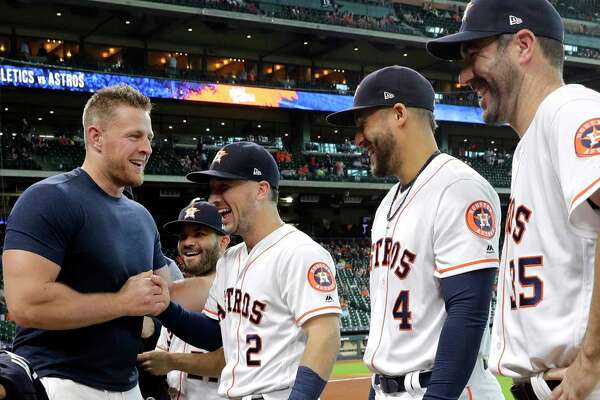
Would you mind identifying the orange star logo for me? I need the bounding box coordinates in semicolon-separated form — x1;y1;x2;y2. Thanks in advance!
213;150;228;164
184;206;199;219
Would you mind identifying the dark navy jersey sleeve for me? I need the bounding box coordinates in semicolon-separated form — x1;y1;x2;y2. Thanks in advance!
4;183;81;266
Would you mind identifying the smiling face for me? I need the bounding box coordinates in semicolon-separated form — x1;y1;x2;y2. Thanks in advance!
177;224;221;277
99;105;154;187
354;107;399;177
459;36;523;126
208;178;261;236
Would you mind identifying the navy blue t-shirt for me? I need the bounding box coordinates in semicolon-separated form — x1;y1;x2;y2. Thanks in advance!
3;168;167;391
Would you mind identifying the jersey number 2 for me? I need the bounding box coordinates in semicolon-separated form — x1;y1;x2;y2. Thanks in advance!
509;256;544;309
392;290;412;330
246;334;262;367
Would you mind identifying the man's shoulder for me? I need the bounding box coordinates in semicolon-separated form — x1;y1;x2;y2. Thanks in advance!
542;84;600;117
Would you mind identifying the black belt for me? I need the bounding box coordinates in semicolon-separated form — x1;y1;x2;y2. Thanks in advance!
377;371;432;394
510;381;560;400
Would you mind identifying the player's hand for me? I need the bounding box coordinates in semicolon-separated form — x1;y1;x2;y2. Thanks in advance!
546;354;600;400
117;271;165;317
0;383;6;400
149;273;170;316
137;350;173;376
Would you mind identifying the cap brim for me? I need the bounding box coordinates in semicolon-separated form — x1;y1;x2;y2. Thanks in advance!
163;220;226;236
326;105;382;127
186;169;247;184
426;31;499;60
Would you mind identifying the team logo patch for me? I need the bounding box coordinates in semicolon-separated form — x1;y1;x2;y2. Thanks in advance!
212;149;228;164
465;201;496;239
307;262;336;292
574;118;600;157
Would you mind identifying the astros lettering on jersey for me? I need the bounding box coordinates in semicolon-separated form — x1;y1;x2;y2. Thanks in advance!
490;85;600;379
203;224;341;399
365;152;501;377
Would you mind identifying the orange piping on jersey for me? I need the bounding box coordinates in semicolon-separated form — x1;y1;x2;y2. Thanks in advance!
226;229;298;397
370;158;458;371
466;385;473;400
176;342;189;400
295;306;342;324
496;232;511;377
203;308;219;318
156;344;168;351
437;258;499;274
570;176;600;209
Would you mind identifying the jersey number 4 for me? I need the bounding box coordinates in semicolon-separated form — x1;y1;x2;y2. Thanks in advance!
509;256;544;309
392;290;412;330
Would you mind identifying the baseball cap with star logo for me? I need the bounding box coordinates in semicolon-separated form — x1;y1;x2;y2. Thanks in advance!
187;141;280;189
163;200;227;235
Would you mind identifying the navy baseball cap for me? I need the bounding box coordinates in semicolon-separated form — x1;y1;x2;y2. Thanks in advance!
163;201;226;235
326;66;435;127
187;141;280;189
427;0;564;60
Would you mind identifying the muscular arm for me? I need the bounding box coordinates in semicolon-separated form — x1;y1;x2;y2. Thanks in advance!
3;250;167;330
138;347;225;378
299;314;341;380
154;266;212;313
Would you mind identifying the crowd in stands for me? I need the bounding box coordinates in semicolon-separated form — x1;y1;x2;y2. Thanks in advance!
4;0;600;103
1;130;515;187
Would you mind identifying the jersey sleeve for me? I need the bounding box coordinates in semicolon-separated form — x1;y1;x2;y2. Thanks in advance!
202;258;225;321
551;99;600;236
433;179;501;278
155;326;171;352
3;183;80;266
280;243;341;326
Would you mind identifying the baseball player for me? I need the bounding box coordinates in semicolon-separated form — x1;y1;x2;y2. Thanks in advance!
157;141;342;400
138;200;230;400
428;1;600;399
327;66;503;400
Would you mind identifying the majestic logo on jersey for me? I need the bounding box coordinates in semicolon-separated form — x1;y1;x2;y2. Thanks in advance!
574;118;600;157
465;201;496;239
307;262;336;292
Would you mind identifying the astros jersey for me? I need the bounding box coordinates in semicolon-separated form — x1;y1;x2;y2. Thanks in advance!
364;152;501;375
203;224;341;399
490;84;600;378
155;327;221;400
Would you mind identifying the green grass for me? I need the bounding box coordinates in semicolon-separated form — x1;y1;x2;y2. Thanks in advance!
332;360;515;399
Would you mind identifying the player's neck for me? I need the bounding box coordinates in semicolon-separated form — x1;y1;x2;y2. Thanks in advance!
242;208;284;252
395;140;439;187
511;72;564;137
81;158;124;197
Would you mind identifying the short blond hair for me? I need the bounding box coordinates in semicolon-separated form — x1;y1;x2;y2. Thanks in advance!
82;84;152;130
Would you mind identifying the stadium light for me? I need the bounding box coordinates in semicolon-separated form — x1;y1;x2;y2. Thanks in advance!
56;12;62;16
187;27;193;32
49;110;54;114
183;119;187;123
303;41;308;45
125;20;131;25
205;128;210;132
246;34;252;39
353;47;359;51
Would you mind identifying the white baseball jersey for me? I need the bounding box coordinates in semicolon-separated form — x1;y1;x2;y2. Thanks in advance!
490;84;600;378
203;224;341;399
155;327;221;400
365;152;501;376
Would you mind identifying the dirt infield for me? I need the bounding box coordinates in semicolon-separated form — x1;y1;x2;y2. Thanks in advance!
323;376;371;400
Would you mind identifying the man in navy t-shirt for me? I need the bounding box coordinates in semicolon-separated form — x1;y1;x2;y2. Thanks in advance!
2;84;172;399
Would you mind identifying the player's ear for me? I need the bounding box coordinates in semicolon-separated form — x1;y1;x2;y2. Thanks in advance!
256;181;270;202
391;103;408;128
219;235;231;252
86;125;103;152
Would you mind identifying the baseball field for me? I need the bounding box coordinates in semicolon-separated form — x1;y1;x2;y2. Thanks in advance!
323;360;515;400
